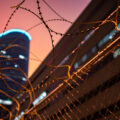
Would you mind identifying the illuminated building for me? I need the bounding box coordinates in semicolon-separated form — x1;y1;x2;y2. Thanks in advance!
10;0;120;119
0;29;31;104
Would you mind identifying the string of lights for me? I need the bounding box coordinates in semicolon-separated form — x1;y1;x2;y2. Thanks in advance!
1;0;120;119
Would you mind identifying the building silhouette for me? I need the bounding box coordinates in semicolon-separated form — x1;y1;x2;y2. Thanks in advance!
0;29;31;104
9;0;120;119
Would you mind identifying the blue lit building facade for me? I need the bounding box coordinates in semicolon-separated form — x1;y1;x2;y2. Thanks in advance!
0;29;31;102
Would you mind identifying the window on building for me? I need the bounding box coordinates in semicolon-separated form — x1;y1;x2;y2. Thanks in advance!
113;48;120;58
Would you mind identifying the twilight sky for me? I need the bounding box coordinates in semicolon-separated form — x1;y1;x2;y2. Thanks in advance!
0;0;91;77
